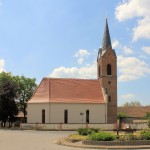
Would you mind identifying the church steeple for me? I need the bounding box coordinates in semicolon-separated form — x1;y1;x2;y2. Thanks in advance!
97;19;117;124
102;19;112;50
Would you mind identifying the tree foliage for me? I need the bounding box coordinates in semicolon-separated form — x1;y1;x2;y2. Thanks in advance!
117;112;129;119
145;112;150;119
0;72;18;127
0;72;37;126
15;75;37;122
122;101;142;107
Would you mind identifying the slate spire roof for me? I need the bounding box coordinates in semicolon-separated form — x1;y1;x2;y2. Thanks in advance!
102;18;112;50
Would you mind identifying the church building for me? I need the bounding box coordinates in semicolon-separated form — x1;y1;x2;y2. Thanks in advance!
27;19;117;124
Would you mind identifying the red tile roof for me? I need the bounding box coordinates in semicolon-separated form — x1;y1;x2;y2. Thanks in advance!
118;106;150;118
28;78;105;104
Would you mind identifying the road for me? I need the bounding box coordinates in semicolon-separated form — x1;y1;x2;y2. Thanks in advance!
0;129;90;150
0;129;146;150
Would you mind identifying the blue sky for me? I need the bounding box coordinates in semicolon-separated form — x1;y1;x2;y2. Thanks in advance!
0;0;150;106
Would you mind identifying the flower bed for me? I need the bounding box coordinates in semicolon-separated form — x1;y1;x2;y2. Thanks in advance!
67;128;150;146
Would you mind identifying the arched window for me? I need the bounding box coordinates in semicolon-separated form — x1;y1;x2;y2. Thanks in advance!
108;96;111;102
64;110;68;124
107;64;112;75
86;110;89;123
99;65;101;77
42;109;45;123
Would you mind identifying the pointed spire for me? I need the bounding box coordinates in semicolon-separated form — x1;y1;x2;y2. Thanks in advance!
102;18;112;50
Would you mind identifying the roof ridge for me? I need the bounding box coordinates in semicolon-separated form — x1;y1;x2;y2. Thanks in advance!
44;77;98;81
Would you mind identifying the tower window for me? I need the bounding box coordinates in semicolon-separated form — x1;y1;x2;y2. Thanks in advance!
99;65;101;77
42;109;45;123
108;96;111;102
108;81;111;84
107;64;112;75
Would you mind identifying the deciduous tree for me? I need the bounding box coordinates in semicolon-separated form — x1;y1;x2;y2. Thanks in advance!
15;75;37;122
122;101;142;107
0;72;18;127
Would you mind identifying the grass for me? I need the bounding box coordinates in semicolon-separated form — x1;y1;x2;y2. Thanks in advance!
68;134;88;140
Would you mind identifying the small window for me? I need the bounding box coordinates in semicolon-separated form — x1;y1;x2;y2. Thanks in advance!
108;81;111;84
86;110;89;123
107;64;112;75
108;96;111;102
99;65;101;77
42;109;45;123
64;110;68;124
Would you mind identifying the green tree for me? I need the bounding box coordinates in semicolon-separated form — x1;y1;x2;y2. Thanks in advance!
0;72;18;127
147;120;150;129
145;112;150;119
117;112;129;119
15;75;37;122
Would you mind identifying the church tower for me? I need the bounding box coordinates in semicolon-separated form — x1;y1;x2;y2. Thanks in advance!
97;19;117;123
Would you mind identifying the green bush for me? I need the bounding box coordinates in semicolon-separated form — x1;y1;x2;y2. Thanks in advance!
119;134;137;141
88;131;116;141
140;129;150;140
77;128;99;136
147;120;150;128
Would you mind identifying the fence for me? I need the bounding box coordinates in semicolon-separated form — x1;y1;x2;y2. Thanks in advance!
20;122;149;130
21;123;114;130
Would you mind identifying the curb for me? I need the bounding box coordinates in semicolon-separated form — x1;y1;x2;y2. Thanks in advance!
61;140;150;149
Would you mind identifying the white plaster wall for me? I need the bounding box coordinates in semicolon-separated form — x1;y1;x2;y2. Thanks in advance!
27;103;50;123
28;103;106;123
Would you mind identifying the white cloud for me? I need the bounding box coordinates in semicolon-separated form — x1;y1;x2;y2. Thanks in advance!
123;46;133;55
112;40;134;55
115;0;150;41
112;40;119;49
115;0;150;21
49;47;150;82
118;93;136;105
50;54;150;82
49;62;97;79
75;49;90;64
119;93;136;101
142;46;150;55
0;59;5;72
118;55;150;81
133;17;150;41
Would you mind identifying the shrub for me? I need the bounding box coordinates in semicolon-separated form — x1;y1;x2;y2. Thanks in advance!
140;129;150;140
77;128;99;136
147;120;150;128
88;131;116;141
119;134;137;141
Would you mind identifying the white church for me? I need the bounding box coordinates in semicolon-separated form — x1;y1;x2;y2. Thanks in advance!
27;19;117;124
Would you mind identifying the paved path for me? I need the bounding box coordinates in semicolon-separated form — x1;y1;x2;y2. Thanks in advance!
0;130;78;150
0;129;146;150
